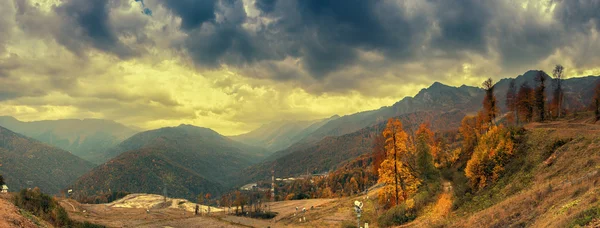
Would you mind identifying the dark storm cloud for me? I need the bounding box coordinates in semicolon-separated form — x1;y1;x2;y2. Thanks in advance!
554;0;600;32
257;0;430;77
170;0;279;68
159;0;218;31
429;0;491;53
55;0;136;58
164;0;427;78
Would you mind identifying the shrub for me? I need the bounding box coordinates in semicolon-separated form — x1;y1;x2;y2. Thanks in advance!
340;220;358;228
377;203;416;227
569;206;600;227
13;188;105;228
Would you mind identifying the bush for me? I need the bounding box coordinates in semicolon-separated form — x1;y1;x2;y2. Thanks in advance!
377;203;416;227
234;211;278;219
340;220;358;228
13;188;105;228
569;206;600;227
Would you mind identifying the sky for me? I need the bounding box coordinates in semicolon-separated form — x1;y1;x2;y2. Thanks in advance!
0;0;599;135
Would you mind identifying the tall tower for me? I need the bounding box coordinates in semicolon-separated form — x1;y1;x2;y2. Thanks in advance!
271;164;275;202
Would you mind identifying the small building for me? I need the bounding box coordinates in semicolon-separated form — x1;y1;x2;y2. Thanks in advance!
1;185;8;193
240;183;258;191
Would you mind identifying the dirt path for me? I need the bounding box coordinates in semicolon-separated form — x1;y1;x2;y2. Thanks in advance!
400;181;454;228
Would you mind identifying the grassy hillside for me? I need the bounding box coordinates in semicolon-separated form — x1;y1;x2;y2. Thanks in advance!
70;124;270;201
446;118;600;227
0;116;137;164
369;114;600;227
0;126;95;194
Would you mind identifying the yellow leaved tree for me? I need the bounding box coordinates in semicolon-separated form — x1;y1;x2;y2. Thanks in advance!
465;125;515;190
378;118;421;208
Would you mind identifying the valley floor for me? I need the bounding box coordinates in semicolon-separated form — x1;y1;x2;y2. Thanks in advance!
58;193;364;227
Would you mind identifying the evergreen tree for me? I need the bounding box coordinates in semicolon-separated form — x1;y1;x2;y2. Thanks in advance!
517;82;534;123
534;71;547;121
482;78;499;126
415;123;438;181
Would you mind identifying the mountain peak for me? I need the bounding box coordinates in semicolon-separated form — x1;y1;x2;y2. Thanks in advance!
429;81;450;89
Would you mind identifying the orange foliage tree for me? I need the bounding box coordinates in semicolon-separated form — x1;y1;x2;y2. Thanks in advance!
378;118;420;207
459;115;484;156
465;125;515;190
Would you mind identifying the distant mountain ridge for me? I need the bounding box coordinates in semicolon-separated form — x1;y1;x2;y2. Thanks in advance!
241;71;600;185
0;117;137;164
229;115;339;152
267;82;484;160
70;124;271;200
239;109;468;185
0;126;95;194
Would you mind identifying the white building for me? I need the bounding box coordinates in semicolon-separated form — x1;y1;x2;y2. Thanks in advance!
1;185;8;193
240;183;257;191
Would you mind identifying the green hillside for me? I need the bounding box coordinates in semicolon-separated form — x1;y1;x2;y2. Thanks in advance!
0;126;95;194
69;124;270;201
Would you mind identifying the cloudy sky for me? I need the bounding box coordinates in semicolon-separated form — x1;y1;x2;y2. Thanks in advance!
0;0;599;135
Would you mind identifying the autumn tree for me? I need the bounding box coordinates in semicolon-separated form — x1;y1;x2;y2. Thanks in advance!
482;78;499;126
348;177;360;195
552;65;565;118
234;191;248;214
415;123;438;181
594;81;600;121
205;193;212;213
378;118;420;207
321;186;334;198
506;79;517;124
459;115;480;155
220;193;231;213
465;125;515;190
432;138;457;168
534;71;547;121
372;132;386;177
516;82;534;123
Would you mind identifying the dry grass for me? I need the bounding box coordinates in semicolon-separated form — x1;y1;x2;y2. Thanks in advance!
450;117;600;227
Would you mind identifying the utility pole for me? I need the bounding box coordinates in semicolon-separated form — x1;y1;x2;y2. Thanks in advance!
271;163;275;202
